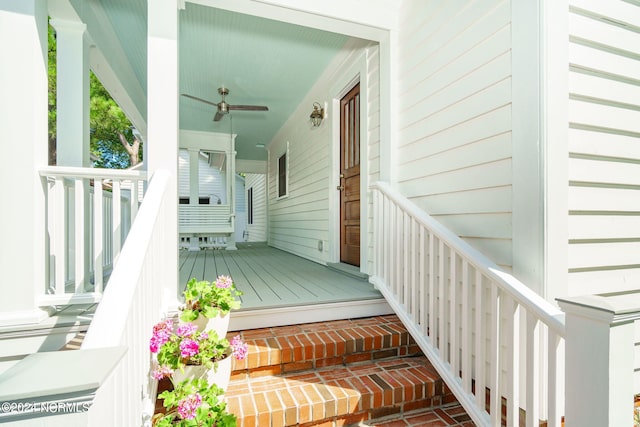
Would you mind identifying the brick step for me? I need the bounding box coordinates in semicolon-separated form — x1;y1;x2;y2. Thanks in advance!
231;315;420;377
225;355;455;427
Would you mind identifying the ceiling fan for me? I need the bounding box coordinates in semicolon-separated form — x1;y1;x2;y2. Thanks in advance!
181;86;268;121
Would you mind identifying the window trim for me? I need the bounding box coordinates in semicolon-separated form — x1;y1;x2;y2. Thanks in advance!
276;142;289;199
247;187;254;225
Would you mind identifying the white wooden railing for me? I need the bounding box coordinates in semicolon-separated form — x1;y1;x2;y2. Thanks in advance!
81;169;172;426
178;204;234;234
371;182;565;427
39;166;147;305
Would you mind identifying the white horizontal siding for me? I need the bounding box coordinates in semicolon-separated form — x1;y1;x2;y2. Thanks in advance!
567;0;640;297
395;0;513;269
245;173;267;242
267;40;378;266
178;149;227;202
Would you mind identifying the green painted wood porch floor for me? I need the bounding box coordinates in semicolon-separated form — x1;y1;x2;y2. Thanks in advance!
179;243;383;311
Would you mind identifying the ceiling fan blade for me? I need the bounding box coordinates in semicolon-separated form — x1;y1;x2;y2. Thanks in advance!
213;111;225;122
228;105;269;111
181;93;219;107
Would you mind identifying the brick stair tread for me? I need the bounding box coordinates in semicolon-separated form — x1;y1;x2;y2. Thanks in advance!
231;315;419;376
225;356;452;427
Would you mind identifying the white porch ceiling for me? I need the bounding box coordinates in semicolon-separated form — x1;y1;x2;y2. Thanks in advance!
72;0;351;161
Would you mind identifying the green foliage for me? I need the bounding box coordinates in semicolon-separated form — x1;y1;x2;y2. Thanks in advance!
153;379;237;427
156;329;231;372
180;277;242;322
89;73;137;168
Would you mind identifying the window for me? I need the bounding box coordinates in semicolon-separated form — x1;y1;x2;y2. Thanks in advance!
179;197;210;204
277;152;287;198
247;187;254;225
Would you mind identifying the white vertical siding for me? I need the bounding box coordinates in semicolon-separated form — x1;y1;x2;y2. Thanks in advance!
567;0;640;295
395;0;513;269
246;173;267;242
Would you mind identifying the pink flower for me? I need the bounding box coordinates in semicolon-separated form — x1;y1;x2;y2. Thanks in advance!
177;393;202;420
150;319;173;353
179;338;200;358
176;323;197;337
230;335;248;361
152;365;174;380
215;275;233;289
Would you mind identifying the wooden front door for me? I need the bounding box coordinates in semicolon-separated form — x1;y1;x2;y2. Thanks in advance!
339;83;360;267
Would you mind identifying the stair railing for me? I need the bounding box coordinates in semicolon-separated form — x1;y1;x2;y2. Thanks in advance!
81;169;172;426
371;182;565;427
39;166;147;305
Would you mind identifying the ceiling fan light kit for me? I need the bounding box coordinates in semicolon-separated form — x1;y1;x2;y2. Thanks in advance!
181;86;268;122
310;102;324;127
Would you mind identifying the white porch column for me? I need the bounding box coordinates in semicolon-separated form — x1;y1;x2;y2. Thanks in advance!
558;294;640;427
148;0;180;301
49;19;90;167
225;149;237;250
188;148;199;204
0;0;50;325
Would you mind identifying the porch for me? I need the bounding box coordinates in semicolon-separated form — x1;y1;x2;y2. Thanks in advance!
179;243;392;331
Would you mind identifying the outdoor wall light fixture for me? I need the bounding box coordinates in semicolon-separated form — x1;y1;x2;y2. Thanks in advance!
310;102;325;127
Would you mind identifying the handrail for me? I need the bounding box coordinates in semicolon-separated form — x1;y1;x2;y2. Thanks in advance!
371;181;565;427
81;169;171;426
39;165;147;180
372;181;565;335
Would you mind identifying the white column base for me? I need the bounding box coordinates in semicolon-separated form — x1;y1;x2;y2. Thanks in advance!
188;236;201;251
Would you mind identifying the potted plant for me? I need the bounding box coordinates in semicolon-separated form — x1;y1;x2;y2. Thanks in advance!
180;276;242;335
150;319;248;391
152;378;236;427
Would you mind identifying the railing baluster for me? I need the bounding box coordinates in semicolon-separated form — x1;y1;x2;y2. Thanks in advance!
54;177;66;295
419;224;427;334
396;206;403;299
474;270;486;411
490;285;501;426
450;249;458;374
403;212;410;309
112;179;122;262
547;331;564;427
131;179;139;221
411;218;418;326
506;297;520;427
461;260;471;393
428;232;435;342
94;179;104;293
74;177;86;293
526;312;540;427
438;240;446;360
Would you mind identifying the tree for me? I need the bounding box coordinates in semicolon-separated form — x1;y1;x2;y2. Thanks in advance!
48;22;142;169
90;73;141;169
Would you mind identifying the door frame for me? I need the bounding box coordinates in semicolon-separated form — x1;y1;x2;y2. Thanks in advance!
328;48;370;273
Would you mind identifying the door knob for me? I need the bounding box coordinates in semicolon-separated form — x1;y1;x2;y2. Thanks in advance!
339;174;344;179
337;185;344;191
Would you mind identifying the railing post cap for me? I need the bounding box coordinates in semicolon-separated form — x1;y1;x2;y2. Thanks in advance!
557;292;640;325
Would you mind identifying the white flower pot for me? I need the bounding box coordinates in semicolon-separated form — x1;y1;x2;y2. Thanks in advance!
208;355;232;392
189;312;230;338
171;364;208;385
170;355;232;393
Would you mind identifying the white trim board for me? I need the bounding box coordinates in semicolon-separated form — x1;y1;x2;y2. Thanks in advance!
228;298;392;331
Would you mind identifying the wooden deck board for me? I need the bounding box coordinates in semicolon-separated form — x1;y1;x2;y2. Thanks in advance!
178;243;382;311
